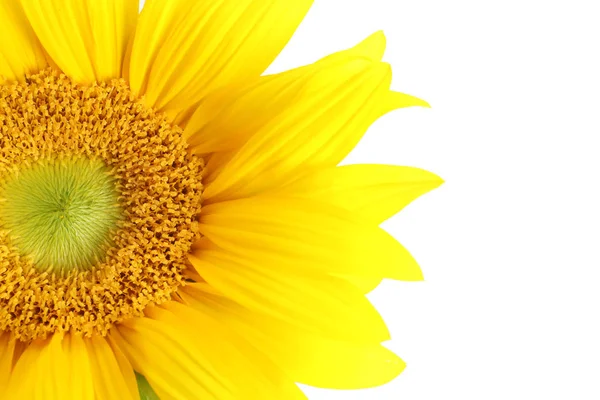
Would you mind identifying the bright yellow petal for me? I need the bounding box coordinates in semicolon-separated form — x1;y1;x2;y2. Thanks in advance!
349;30;387;61
184;72;308;155
184;31;388;155
6;333;94;400
0;1;47;82
63;334;95;400
277;340;405;390
189;251;390;342
181;284;405;389
85;336;140;400
128;0;313;121
199;196;423;282
264;164;441;292
0;332;16;394
4;338;45;399
273;164;444;224
342;276;384;294
20;0;139;83
106;335;141;400
113;302;306;400
202;60;428;203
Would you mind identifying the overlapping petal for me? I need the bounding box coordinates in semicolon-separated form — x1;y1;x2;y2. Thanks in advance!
200;56;428;203
113;302;306;400
0;333;16;394
128;0;313;122
183;31;389;155
180;284;405;389
273;164;443;224
6;333;94;400
20;0;139;83
0;1;47;82
198;195;423;282
85;336;140;400
189;250;390;342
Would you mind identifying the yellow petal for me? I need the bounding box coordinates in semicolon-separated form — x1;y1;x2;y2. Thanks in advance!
189;251;390;342
0;1;47;82
268;164;441;292
107;336;142;400
184;31;388;154
6;333;94;400
349;30;387;61
280;340;405;390
129;0;313;121
181;284;405;389
381;90;431;115
85;336;140;400
274;164;444;224
343;276;384;294
202;60;429;203
202;59;387;201
63;334;95;400
4;338;45;399
113;302;306;400
184;72;309;155
0;332;16;394
20;0;139;83
199;196;423;281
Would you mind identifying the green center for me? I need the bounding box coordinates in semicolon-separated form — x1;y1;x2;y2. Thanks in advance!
0;157;122;273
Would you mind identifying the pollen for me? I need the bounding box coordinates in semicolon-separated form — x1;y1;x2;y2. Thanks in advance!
0;69;204;341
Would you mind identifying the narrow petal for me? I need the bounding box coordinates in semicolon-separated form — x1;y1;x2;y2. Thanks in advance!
129;0;313;120
350;30;387;61
202;62;429;203
184;31;388;154
202;60;387;201
181;284;405;389
189;251;390;342
199;196;423;282
6;333;94;400
0;1;47;82
0;332;16;394
21;0;139;83
273;165;444;224
113;302;306;400
107;336;142;400
266;164;441;292
85;336;140;400
342;276;384;294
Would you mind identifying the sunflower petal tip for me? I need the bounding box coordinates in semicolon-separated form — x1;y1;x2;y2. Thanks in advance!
402;92;432;109
380;92;432;116
371;30;387;44
429;172;445;187
425;174;445;194
396;262;425;282
353;30;387;61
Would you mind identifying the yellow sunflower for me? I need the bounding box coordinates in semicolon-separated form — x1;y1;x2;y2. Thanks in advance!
0;1;442;399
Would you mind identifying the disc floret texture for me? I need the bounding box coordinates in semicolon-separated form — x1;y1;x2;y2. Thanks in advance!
0;70;204;341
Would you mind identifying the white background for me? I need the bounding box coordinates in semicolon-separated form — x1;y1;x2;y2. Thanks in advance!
265;1;600;399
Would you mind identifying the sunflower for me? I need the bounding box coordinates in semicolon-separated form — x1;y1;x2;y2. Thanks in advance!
0;1;441;399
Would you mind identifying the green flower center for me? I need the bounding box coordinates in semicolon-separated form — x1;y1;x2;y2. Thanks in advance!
0;157;122;273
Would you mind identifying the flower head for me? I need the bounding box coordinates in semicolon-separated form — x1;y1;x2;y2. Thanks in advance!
0;1;441;399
